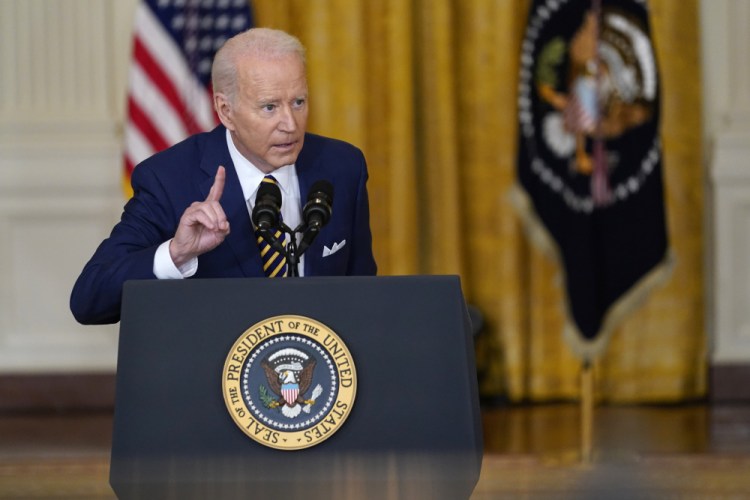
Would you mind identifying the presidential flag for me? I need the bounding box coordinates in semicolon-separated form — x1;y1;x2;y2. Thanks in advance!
513;0;672;360
123;0;253;197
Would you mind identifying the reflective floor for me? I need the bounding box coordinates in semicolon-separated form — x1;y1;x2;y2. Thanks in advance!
478;403;750;498
482;402;750;456
1;403;749;498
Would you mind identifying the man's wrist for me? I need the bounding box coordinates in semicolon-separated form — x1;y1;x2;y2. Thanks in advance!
154;240;197;279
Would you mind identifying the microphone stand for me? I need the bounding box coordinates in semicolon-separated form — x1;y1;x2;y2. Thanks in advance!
261;210;328;277
259;223;318;278
284;222;300;278
276;222;322;278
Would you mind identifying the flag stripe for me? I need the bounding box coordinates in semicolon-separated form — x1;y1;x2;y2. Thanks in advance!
127;97;171;153
124;122;155;174
134;5;217;133
128;64;190;146
133;37;199;135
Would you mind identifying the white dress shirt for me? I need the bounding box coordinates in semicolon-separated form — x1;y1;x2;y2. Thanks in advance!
153;129;304;278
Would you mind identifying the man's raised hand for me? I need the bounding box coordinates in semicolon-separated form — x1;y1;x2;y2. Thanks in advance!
169;166;231;267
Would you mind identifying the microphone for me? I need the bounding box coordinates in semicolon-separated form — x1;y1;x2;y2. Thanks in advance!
298;180;334;255
252;180;282;230
252;180;286;255
303;180;334;230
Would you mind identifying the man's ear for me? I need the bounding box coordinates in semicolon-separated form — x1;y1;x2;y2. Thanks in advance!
214;92;234;131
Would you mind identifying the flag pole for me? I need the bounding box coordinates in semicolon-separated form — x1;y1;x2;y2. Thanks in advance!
580;360;594;463
580;0;600;465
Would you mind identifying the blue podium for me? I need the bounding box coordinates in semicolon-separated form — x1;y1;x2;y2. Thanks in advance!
110;275;483;499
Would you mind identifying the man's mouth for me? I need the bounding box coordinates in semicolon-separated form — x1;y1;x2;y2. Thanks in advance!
273;141;296;150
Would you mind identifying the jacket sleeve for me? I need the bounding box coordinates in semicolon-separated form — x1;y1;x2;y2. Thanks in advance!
70;165;178;325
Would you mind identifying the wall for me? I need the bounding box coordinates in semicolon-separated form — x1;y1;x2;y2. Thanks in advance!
0;0;138;374
702;1;750;363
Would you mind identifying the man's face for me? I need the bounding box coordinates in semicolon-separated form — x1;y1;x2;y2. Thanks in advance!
217;53;308;173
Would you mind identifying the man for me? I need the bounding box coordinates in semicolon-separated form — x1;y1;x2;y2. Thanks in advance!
71;28;377;325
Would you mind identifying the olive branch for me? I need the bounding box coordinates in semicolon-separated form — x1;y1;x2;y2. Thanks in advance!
259;385;276;408
536;37;566;87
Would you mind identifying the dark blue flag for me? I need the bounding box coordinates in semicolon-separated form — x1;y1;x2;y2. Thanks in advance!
514;0;673;360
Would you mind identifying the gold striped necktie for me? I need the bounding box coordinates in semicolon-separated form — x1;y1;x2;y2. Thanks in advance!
255;175;288;277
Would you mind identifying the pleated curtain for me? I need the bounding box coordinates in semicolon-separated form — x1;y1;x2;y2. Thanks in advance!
252;0;705;402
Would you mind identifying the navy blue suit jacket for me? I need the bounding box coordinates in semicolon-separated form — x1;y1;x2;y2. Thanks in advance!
71;126;377;325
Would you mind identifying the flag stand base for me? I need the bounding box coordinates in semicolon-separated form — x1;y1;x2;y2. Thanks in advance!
537;362;596;467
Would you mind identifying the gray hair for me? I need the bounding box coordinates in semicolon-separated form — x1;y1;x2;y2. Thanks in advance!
212;28;306;103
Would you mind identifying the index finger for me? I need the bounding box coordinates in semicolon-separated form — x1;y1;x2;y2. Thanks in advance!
206;166;226;202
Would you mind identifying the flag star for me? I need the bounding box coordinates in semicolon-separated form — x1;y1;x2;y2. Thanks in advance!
184;36;198;53
200;36;213;50
198;59;212;75
232;15;247;30
233;0;246;7
172;15;185;30
216;15;229;29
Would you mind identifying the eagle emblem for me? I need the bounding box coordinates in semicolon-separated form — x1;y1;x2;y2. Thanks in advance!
521;0;660;210
260;348;323;418
223;315;357;450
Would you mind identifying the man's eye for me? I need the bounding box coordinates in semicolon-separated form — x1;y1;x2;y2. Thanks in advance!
294;99;306;107
262;104;275;112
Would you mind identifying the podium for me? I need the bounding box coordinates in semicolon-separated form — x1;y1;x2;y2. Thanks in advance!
110;275;483;499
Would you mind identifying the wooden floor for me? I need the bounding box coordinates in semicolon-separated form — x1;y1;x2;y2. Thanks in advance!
1;402;749;498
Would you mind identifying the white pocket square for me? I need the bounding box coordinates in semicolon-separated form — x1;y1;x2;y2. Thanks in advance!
323;240;346;257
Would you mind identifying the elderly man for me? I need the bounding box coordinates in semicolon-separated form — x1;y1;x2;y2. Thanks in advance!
71;28;377;325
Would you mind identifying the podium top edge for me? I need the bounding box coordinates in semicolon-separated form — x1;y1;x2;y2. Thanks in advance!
123;275;463;289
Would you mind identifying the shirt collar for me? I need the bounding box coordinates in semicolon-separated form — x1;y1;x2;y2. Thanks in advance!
225;128;296;202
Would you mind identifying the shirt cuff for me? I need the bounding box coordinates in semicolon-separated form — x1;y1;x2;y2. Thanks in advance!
153;240;197;279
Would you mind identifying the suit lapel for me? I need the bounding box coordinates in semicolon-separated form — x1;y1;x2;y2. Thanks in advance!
199;127;263;277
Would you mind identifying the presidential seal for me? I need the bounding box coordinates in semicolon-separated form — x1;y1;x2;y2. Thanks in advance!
519;0;661;210
222;315;356;450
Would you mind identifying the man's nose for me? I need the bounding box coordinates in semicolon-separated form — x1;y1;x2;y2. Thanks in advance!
278;105;298;132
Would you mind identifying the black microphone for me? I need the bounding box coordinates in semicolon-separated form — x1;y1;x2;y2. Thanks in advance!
252;180;286;255
297;180;334;255
252;180;282;230
303;180;334;230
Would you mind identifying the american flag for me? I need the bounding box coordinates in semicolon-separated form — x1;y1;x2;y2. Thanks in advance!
123;0;253;196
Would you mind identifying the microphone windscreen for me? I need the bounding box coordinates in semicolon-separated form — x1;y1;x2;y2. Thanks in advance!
257;180;282;205
309;180;333;204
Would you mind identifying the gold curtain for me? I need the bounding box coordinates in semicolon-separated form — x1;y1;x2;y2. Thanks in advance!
252;0;705;402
